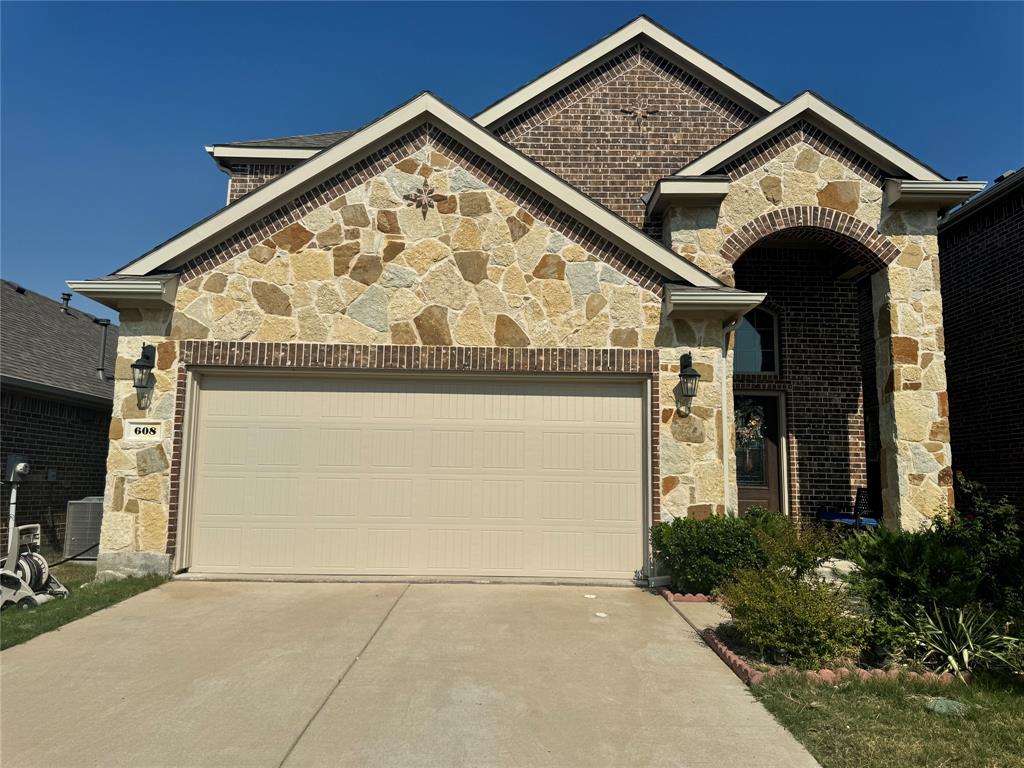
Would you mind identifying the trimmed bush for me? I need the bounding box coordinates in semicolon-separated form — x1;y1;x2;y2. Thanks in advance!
719;568;868;668
651;515;764;594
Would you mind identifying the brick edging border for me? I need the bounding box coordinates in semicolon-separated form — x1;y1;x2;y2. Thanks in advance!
658;587;713;603
659;589;965;687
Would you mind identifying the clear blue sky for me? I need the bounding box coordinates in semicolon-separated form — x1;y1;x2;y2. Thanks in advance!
2;1;1022;320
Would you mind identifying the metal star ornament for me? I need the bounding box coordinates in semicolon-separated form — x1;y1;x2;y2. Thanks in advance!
620;97;660;131
403;181;446;218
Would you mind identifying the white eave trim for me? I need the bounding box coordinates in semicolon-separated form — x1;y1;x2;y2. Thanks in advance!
884;179;986;210
67;275;178;310
476;17;779;128
206;145;319;162
676;92;944;182
665;285;766;320
120;93;721;287
645;177;730;216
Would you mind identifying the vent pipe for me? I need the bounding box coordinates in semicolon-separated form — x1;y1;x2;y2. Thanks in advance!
95;318;111;380
60;292;73;313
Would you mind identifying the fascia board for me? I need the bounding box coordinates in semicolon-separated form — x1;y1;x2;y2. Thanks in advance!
206;145;319;161
476;17;778;128
119;93;721;287
677;93;944;182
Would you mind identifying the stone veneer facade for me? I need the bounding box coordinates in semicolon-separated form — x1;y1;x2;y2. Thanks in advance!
97;33;956;574
665;123;952;529
100;134;730;570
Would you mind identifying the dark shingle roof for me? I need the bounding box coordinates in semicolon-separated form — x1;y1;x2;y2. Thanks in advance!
0;280;118;403
218;130;353;150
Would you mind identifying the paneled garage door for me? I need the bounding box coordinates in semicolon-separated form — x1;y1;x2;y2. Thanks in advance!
187;374;645;578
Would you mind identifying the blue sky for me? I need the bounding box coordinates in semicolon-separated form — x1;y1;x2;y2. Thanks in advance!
2;1;1021;320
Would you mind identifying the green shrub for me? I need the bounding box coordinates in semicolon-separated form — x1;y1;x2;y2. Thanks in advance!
718;569;868;668
936;476;1024;619
749;510;837;579
844;525;982;614
903;604;1023;679
651;515;764;594
842;478;1024;663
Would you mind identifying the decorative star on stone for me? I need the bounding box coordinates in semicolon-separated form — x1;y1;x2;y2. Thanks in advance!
403;181;446;218
619;97;660;131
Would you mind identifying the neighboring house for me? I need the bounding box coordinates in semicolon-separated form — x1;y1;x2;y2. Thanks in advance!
938;168;1023;508
0;280;117;551
71;17;986;580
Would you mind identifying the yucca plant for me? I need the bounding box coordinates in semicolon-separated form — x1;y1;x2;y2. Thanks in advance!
904;604;1023;679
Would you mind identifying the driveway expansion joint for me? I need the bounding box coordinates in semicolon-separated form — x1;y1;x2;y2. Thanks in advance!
277;583;410;768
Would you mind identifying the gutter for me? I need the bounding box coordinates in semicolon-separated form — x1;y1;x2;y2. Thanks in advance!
644;176;730;219
67;274;178;310
884;179;987;213
664;285;766;321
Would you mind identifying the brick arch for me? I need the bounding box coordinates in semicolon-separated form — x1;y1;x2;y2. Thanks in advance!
720;206;899;273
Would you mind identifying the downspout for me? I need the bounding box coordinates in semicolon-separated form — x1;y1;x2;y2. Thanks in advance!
94;318;111;380
721;316;741;516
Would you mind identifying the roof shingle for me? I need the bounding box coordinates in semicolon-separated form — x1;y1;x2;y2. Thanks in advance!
218;130;352;150
1;280;118;403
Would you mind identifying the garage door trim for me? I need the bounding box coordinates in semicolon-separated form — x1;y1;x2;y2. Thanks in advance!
173;368;653;580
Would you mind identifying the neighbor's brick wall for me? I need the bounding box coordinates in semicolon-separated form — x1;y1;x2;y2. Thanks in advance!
226;162;300;203
733;246;870;521
0;388;110;552
491;44;755;229
939;178;1024;508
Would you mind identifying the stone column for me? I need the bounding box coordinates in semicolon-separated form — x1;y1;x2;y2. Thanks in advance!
655;316;733;520
873;209;953;529
96;306;177;576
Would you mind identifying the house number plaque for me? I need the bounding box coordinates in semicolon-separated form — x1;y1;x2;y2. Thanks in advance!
124;420;162;442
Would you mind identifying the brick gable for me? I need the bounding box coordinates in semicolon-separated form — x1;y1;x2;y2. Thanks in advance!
493;44;756;228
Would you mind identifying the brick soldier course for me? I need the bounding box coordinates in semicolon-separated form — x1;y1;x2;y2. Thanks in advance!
72;16;983;576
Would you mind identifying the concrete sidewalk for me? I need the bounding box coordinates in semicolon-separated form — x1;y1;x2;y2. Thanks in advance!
1;582;818;768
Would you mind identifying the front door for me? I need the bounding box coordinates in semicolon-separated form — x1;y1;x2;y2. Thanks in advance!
735;395;781;514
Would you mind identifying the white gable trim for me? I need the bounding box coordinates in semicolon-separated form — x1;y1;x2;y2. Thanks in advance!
116;93;720;287
475;16;779;128
676;92;944;181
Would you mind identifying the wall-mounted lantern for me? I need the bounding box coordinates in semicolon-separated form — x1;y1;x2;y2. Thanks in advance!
130;344;156;410
676;352;701;416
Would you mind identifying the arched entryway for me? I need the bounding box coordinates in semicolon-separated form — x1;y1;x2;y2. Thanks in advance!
723;208;897;522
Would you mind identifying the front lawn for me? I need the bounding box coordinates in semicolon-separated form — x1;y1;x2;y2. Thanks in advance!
755;674;1024;768
1;561;165;650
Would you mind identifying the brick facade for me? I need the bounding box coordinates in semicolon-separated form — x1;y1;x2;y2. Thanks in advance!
0;388;110;552
226;162;301;203
733;246;875;521
938;174;1024;507
493;44;755;228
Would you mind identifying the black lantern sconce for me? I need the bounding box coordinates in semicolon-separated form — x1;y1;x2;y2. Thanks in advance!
131;344;156;410
676;352;701;416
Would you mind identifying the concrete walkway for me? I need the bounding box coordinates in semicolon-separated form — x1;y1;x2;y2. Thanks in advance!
1;582;818;768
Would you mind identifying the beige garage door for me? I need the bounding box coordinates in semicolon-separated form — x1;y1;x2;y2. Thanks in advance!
187;374;645;578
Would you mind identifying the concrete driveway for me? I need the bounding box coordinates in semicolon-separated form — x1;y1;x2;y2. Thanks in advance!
1;582;817;768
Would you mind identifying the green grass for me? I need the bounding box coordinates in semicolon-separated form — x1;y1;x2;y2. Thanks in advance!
755;674;1024;768
1;561;165;650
